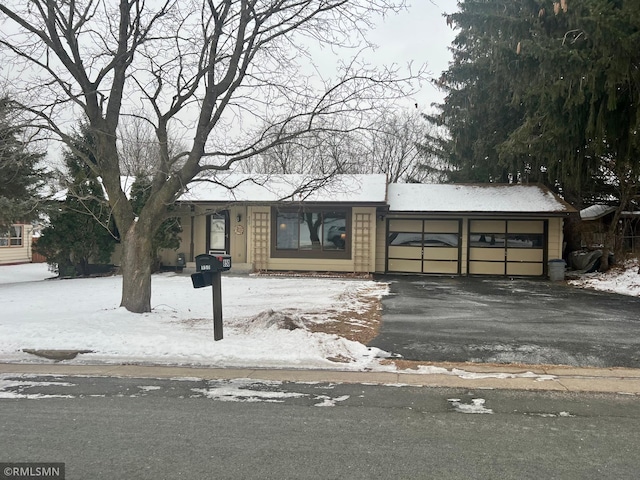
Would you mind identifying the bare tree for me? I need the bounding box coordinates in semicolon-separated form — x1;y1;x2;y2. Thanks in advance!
118;115;188;177
245;110;443;183
364;110;441;183
0;0;424;313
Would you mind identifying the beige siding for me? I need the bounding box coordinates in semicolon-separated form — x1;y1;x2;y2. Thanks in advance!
547;217;564;260
228;206;248;264
0;225;33;265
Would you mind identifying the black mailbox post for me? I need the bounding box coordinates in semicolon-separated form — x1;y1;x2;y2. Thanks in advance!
191;254;231;341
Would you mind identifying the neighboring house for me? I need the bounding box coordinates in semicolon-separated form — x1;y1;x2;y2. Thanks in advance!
579;204;640;253
147;174;575;278
0;223;33;265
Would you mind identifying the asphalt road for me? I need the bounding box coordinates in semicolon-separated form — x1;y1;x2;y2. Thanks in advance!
369;276;640;368
1;375;639;479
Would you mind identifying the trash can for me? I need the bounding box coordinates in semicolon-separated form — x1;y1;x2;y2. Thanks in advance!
548;259;566;281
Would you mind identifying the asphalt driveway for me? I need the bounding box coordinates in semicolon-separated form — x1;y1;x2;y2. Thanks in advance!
368;276;640;368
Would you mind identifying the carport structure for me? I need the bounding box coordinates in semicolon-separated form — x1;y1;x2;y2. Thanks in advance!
379;184;576;277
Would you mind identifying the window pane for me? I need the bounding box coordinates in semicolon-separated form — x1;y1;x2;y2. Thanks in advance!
469;233;506;248
507;234;544;248
323;212;346;251
276;212;299;250
424;233;458;247
300;213;321;250
389;233;422;246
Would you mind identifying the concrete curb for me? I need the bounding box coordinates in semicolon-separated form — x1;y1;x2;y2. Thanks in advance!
1;362;639;395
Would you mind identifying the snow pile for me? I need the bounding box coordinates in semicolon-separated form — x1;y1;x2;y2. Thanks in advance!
569;258;640;297
0;263;388;369
447;398;493;414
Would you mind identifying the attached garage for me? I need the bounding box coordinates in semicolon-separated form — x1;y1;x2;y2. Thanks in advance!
468;219;546;276
381;184;575;277
387;218;461;274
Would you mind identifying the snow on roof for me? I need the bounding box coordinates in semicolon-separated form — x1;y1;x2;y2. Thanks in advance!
178;173;388;204
387;183;574;214
580;204;616;220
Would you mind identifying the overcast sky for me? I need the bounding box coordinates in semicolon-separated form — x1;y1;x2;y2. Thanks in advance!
365;0;459;112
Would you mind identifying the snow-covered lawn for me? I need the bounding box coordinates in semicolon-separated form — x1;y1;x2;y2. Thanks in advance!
1;259;637;372
568;258;640;297
0;263;388;369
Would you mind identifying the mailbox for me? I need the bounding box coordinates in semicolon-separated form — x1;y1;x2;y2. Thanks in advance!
191;254;231;289
195;254;232;272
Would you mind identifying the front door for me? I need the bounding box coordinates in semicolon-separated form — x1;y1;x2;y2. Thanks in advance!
207;211;230;254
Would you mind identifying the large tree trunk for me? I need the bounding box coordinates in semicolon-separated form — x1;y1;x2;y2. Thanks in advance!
120;223;154;313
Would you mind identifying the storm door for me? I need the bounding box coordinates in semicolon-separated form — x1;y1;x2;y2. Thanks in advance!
207;211;230;254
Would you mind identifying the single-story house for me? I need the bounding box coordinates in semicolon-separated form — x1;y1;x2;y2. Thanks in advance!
150;174;575;278
0;223;34;265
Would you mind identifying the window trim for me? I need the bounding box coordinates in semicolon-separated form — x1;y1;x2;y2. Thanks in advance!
0;225;24;248
270;206;351;259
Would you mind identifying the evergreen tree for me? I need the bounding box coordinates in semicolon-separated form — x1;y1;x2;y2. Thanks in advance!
0;96;46;229
423;0;639;209
35;125;116;276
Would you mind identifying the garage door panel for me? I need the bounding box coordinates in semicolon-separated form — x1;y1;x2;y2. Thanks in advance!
508;221;544;234
469;248;505;262
507;249;544;262
507;262;544;276
423;247;459;261
469;220;506;233
423;220;459;233
468;261;505;275
423;260;458;274
388;259;422;273
388;219;422;232
388;245;423;259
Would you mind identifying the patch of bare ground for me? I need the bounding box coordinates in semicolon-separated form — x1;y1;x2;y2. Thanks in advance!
308;293;382;344
253;270;372;279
